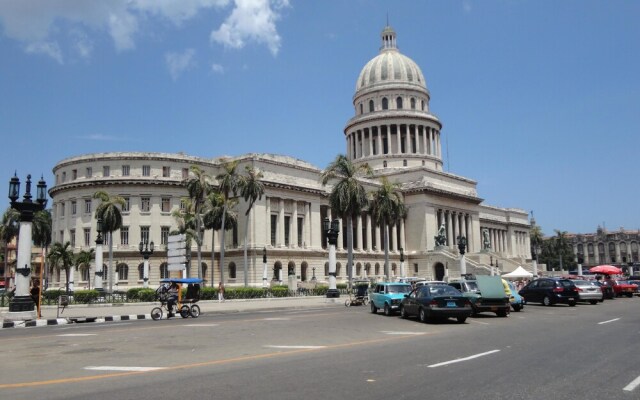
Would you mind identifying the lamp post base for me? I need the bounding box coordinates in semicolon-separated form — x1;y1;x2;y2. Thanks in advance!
326;289;340;298
3;296;37;321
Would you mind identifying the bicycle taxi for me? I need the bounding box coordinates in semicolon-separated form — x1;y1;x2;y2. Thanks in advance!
151;278;203;320
345;280;370;307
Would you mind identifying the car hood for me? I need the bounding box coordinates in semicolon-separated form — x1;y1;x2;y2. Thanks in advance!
476;276;509;299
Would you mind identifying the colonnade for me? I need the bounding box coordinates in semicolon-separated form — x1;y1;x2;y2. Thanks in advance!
577;241;639;265
346;123;440;160
265;197;312;248
437;209;472;251
326;208;406;253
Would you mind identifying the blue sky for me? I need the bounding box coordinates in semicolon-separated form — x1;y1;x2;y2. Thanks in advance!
0;0;638;236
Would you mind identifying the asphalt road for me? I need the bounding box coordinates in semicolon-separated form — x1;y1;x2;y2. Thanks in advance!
1;299;639;400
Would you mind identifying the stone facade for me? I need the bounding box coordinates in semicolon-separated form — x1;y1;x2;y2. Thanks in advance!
47;26;532;290
569;227;640;268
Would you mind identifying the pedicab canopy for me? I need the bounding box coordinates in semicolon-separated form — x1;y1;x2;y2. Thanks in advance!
159;278;204;284
501;266;534;279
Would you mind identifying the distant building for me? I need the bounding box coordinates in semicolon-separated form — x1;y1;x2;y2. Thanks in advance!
569;227;640;270
48;25;532;290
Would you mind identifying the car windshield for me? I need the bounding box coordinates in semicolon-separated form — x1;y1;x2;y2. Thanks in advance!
558;280;574;287
464;281;479;291
387;285;411;294
428;285;461;296
572;280;592;286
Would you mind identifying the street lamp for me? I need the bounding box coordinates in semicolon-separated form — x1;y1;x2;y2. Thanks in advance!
324;217;340;298
532;243;541;277
262;247;268;288
5;174;47;318
94;217;105;293
457;235;467;277
139;238;154;288
399;247;405;279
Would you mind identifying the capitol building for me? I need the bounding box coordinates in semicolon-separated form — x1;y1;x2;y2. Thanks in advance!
48;26;532;289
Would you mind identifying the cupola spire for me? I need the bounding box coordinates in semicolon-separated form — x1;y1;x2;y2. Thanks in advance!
380;24;397;51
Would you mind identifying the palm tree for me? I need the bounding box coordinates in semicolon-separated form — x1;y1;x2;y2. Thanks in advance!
238;166;265;287
32;209;52;284
93;191;125;293
321;154;372;286
202;192;238;286
368;177;406;280
74;248;95;289
1;207;20;287
184;165;212;280
215;161;241;284
171;198;199;277
554;229;570;271
47;241;74;294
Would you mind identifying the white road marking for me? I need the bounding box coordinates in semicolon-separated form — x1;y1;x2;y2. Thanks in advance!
263;317;291;321
57;334;97;337
427;350;501;368
264;345;326;349
184;324;218;327
598;318;620;325
380;331;426;335
85;366;166;372
624;375;640;392
469;320;489;325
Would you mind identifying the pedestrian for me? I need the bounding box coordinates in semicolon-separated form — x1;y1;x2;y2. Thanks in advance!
218;281;225;302
166;282;179;318
30;279;42;318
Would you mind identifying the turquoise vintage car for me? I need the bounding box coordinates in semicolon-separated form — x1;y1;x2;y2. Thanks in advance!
369;282;412;316
504;280;524;312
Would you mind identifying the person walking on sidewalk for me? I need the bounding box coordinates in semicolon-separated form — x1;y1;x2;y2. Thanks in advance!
218;281;225;302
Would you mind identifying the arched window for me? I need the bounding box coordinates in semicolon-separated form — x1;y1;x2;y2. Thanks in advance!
359;103;363;114
382;97;388;110
138;263;144;280
396;97;403;109
375;263;380;276
391;264;397;276
608;242;616;262
80;266;90;282
356;263;362;276
229;262;237;279
116;263;128;281
421;100;425;110
287;261;296;276
336;262;341;277
410;98;416;109
324;262;329;277
201;263;208;282
301;262;308;281
369;100;374;112
160;262;169;280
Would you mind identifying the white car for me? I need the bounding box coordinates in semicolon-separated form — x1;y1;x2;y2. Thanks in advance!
571;279;603;304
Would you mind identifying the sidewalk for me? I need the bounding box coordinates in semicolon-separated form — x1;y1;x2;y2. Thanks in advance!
0;296;344;329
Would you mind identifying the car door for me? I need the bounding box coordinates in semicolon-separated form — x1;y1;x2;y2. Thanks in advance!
522;280;540;302
404;288;419;316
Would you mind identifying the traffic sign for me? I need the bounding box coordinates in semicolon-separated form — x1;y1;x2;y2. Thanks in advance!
168;234;186;243
167;233;187;271
168;263;186;271
167;248;187;257
168;255;187;264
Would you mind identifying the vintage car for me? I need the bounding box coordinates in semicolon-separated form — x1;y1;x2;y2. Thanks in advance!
611;280;638;298
503;280;524;312
448;276;510;317
399;283;472;323
369;282;412;316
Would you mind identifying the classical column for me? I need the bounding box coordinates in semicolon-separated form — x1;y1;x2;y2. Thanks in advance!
368;128;373;157
304;203;311;248
446;211;453;248
377;126;383;156
356;214;363;251
366;214;373;251
375;222;381;252
396;124;401;154
337;218;344;250
265;197;271;245
292;201;298;248
391;224;397;252
400;219;406;252
278;198;285;247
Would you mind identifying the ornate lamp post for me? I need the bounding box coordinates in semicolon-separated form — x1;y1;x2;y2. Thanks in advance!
457;235;467;277
324;217;340;298
399;247;405;279
94;218;105;293
532;243;541;277
139;237;154;288
6;174;47;319
262;247;268;288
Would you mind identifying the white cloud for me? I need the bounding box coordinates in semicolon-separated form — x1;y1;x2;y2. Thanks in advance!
25;41;63;64
211;63;224;73
69;29;93;59
166;48;197;80
211;0;290;56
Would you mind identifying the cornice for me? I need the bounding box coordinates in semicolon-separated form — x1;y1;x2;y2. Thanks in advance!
344;110;442;132
48;178;185;197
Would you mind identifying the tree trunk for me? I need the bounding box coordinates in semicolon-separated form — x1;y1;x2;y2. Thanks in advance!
219;206;227;283
347;216;353;288
196;214;203;280
109;231;114;293
383;222;389;280
243;207;251;287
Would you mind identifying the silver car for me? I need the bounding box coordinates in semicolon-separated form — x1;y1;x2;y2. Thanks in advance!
571;279;603;304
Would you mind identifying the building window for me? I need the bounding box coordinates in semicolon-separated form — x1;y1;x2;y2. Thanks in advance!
141;226;150;244
138;263;144;280
396;97;403;109
162;166;170;177
120;226;129;246
81;266;90;282
161;226;170;245
141;197;150;212
382;97;388;110
86;167;92;178
60;202;65;217
229;262;237;279
270;214;277;246
298;216;304;247
410;98;416;109
116;263;128;281
70;229;76;247
103;166;110;177
142;165;151;177
59;230;64;243
421;100;425;110
72;169;77;180
161;197;171;213
284;216;291;246
160;263;169;279
84;199;91;214
359;103;363;114
62;171;66;182
122;165;130;176
122;197;130;213
414;263;419;273
369;100;374;112
71;200;77;215
180;199;186;211
403;160;407;167
84;228;91;247
182;168;189;180
232;225;238;247
383;161;387;168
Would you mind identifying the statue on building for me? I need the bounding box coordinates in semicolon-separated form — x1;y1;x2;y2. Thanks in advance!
482;228;491;250
434;223;447;247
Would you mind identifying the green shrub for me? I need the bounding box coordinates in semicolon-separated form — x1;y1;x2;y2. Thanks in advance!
43;289;65;301
73;290;99;303
270;287;290;297
134;289;156;302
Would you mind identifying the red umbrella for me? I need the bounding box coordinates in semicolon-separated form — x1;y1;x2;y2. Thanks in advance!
589;265;623;275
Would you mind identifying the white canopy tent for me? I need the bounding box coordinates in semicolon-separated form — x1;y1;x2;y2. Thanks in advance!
502;266;534;279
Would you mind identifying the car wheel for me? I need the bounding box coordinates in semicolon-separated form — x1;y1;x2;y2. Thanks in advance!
568;300;577;307
370;302;377;314
497;310;508;318
627;293;633;298
400;305;408;319
589;300;598;305
543;295;552;306
457;316;467;324
384;303;392;316
419;308;427;323
512;304;521;312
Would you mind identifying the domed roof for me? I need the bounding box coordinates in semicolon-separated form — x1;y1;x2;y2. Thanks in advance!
355;26;427;94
